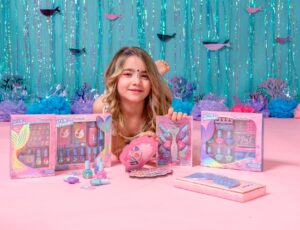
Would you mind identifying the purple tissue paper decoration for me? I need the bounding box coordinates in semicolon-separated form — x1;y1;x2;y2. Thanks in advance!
191;94;229;120
259;78;287;99
248;91;270;117
71;83;99;114
168;76;196;99
0;100;27;121
71;99;94;114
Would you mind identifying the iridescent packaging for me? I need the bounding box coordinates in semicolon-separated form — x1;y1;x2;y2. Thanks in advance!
201;111;263;171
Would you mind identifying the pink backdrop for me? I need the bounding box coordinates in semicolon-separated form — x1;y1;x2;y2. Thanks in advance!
1;119;300;230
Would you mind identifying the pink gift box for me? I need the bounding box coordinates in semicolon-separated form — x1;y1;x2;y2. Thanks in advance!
201;111;263;171
10;115;57;179
174;172;266;202
10;114;112;178
156;116;193;166
55;114;112;170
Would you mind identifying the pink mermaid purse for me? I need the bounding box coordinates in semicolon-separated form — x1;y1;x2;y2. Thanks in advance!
119;136;158;171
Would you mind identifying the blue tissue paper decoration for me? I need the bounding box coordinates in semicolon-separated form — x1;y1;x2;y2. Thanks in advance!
171;98;193;115
27;96;71;114
268;98;298;118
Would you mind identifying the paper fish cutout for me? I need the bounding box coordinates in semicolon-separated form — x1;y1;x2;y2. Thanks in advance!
246;7;262;13
157;33;176;42
105;14;122;21
69;48;86;56
275;36;292;44
203;40;230;51
40;6;60;17
96;115;112;132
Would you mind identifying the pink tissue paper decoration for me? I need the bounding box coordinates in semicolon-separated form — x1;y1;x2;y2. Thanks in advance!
259;78;287;98
231;104;255;113
119;136;158;172
294;104;300;118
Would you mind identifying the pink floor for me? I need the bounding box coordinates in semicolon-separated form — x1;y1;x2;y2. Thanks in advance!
1;119;300;230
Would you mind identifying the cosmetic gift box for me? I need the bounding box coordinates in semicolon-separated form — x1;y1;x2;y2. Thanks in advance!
201;111;263;171
156;116;193;166
55;114;112;171
10;114;112;178
174;172;266;202
10;115;56;179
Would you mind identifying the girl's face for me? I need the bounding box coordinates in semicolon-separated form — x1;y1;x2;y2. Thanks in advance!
117;55;151;104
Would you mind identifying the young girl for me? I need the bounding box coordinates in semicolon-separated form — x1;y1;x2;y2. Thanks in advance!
93;47;184;161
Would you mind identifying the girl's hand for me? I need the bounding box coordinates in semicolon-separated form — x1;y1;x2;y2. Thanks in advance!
137;131;157;139
167;107;188;122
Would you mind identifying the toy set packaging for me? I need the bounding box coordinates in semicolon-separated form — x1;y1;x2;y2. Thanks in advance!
174;172;266;202
156;116;193;166
56;114;112;171
10;115;57;179
201;111;263;171
10;114;112;178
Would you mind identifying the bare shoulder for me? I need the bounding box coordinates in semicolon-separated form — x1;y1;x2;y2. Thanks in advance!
93;95;106;113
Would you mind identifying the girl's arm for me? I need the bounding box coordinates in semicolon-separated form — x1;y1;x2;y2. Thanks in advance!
93;95;106;113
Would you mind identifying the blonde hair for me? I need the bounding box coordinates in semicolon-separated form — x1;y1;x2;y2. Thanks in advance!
103;47;172;135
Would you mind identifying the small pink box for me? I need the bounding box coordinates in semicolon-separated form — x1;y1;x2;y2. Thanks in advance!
10;115;57;179
156;116;193;166
55;114;112;170
174;172;266;202
201;111;263;171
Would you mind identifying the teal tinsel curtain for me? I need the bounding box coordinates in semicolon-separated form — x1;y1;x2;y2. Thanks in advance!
0;0;299;104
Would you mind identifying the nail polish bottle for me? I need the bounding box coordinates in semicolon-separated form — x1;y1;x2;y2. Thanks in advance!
215;130;224;144
65;149;71;163
79;147;86;162
86;148;92;161
58;149;64;164
225;131;234;145
43;148;49;166
35;149;42;167
90;178;110;186
92;147;98;162
88;122;98;147
225;147;233;162
98;131;104;153
73;148;78;163
207;145;212;156
94;157;107;179
215;146;223;161
82;160;93;179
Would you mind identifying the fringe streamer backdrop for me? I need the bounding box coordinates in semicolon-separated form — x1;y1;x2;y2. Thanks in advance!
0;0;299;105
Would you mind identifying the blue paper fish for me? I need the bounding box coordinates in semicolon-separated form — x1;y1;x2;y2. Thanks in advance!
40;6;60;17
203;40;230;51
69;48;86;56
157;33;176;42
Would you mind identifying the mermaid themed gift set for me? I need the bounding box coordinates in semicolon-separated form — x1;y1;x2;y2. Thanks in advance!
200;111;263;171
10;114;112;179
